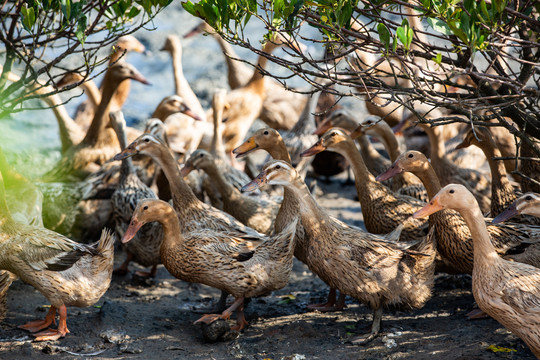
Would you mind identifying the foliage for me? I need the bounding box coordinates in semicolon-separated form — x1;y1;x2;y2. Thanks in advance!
0;0;171;117
182;0;540;185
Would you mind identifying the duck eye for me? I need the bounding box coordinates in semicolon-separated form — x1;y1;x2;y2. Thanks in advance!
199;153;204;158
408;153;414;158
143;205;148;210
366;120;372;125
331;132;337;137
526;195;532;200
449;189;455;194
144;138;150;142
276;165;281;169
263;130;269;135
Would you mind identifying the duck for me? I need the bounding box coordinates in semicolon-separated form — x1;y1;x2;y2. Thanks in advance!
518;141;540;194
418;122;492;214
122;198;297;331
315;110;386;182
234;127;346;311
242;160;436;343
182;150;279;234
493;193;540;224
377;150;540;273
0;171;114;341
185;22;308;130
43;62;150;181
114;133;266;238
109;111;163;277
351;117;427;201
151;95;201;122
218;32;303;157
413;184;540;358
301;128;429;242
455;126;540;225
72;35;146;131
161;34;207;122
0;270;13;323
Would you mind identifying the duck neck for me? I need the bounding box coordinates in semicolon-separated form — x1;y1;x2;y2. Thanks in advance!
210;108;226;160
375;125;401;162
82;72;122;146
283;177;331;230
151;146;199;210
246;46;273;97
356;134;382;161
201;162;234;198
424;126;446;162
339;139;376;184
157;205;184;255
116;123;136;180
81;79;102;108
476;139;513;197
412;163;442;199
291;91;320;135
169;42;206;122
267;140;292;164
458;204;500;264
42;90;80;152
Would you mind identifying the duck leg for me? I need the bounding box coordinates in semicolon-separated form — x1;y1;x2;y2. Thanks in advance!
231;300;248;332
466;308;489;319
18;306;57;333
134;264;158;278
33;305;70;341
307;288;347;312
350;307;383;345
113;251;134;276
194;297;245;326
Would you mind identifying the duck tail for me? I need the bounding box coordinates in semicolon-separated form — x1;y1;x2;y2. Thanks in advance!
95;228;116;257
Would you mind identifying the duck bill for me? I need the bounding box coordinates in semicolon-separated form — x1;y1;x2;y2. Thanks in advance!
454;139;470;151
392;118;410;135
114;147;137;161
492;203;519;224
184;24;202;38
131;73;151;85
241;172;267;192
376;165;403;182
180;165;194;178
122;218;143;243
183;107;202;121
413;198;445;218
313;121;332;136
233;138;257;158
301;141;326;157
349;125;365;140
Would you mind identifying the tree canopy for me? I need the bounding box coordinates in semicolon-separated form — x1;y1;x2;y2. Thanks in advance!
182;0;540;163
0;0;171;118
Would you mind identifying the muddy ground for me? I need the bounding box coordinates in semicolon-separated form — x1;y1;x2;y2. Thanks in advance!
0;174;535;360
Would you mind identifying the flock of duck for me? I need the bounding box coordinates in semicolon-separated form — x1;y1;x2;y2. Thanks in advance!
0;22;539;357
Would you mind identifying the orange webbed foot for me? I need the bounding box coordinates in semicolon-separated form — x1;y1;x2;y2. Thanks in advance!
19;307;57;333
194;312;231;325
33;327;69;342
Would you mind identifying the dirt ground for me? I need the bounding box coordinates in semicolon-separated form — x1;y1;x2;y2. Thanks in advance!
0;174;536;360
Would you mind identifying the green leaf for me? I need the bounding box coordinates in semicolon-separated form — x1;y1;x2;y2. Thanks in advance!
76;15;87;44
432;52;442;65
128;6;141;19
396;26;406;46
21;5;36;31
406;27;413;49
61;0;71;20
377;23;390;51
426;18;452;35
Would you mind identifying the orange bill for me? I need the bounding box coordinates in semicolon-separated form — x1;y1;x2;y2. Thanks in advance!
180;165;194;178
413;197;445;218
300;140;326;157
241;171;267;192
376;165;403;182
233;138;258;158
122;218;143;243
114;147;137;161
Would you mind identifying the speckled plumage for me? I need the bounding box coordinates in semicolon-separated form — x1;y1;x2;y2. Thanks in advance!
383;150;540;274
183;150;279;234
305;129;429;242
110;112;162;270
250;160;436;341
415;185;540;358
